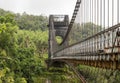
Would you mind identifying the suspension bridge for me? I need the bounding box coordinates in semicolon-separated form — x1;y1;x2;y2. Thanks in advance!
48;0;120;82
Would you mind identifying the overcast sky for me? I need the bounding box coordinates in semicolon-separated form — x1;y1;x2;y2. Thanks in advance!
0;0;76;18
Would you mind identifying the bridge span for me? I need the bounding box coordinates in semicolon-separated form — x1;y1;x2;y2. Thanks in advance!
48;0;120;82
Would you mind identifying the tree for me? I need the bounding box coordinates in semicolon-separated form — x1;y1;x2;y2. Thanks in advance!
69;22;102;44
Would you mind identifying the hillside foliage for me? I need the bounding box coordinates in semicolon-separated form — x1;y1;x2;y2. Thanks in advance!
0;9;79;83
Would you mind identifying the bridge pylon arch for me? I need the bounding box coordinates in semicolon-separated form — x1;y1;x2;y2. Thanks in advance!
48;15;69;59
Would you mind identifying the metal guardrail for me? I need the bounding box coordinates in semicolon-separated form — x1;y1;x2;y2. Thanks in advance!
49;0;120;70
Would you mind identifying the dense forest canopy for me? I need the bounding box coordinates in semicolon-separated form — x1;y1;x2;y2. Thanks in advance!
0;11;47;82
0;8;79;83
15;12;48;31
0;8;48;31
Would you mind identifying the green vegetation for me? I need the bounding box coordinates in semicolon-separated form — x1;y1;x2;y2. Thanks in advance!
69;22;102;44
0;9;79;83
0;8;120;83
55;36;63;44
15;12;48;31
78;65;120;83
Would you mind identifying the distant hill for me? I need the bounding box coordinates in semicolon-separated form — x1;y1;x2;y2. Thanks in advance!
0;8;48;31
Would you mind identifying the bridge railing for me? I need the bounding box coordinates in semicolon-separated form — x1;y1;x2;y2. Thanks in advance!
55;0;120;53
54;23;120;58
52;0;120;62
68;0;120;44
48;0;120;70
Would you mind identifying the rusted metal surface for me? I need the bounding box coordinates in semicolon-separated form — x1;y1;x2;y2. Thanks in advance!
48;0;120;78
54;23;120;54
48;1;120;83
52;55;120;70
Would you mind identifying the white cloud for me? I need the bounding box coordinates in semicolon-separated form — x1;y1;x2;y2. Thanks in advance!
0;0;77;18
